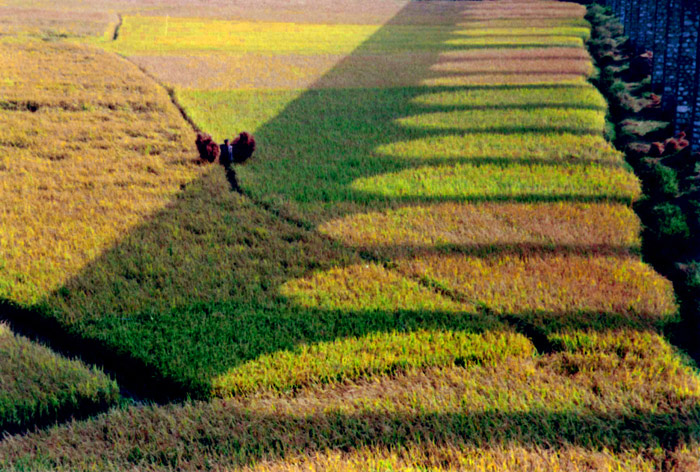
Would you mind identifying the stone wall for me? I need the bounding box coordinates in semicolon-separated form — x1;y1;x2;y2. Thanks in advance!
599;0;700;151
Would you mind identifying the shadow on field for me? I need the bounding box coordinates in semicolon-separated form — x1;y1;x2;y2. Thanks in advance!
11;168;655;402
99;406;697;465
0;1;684;451
2;393;696;468
234;81;618;219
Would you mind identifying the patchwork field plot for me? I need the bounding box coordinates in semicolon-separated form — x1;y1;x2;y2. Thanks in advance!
0;322;118;433
3;336;700;469
1;0;699;469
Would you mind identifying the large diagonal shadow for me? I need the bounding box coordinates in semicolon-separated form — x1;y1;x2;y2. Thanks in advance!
235;81;619;218
221;7;624;223
0;0;675;408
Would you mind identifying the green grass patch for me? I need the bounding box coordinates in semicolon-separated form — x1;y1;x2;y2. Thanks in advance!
350;162;640;203
178;84;630;224
0;323;119;432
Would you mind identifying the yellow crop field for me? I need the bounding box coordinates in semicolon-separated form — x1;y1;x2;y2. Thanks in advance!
397;253;675;319
1;0;699;470
102;17;385;55
0;39;202;304
318;202;642;256
103;17;590;57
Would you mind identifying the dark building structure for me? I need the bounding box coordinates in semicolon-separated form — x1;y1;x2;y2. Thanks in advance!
598;0;700;151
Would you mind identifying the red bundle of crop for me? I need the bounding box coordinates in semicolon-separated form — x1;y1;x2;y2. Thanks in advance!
195;132;220;163
231;132;256;164
663;131;689;155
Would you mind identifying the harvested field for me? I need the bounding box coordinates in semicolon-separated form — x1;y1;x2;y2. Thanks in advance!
0;0;440;36
130;47;594;90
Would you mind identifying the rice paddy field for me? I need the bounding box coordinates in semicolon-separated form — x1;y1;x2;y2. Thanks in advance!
1;0;700;470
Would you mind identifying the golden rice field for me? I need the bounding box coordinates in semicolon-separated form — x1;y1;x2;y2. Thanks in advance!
0;39;202;305
1;0;700;470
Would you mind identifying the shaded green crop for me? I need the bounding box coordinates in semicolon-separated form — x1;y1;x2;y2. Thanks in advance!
0;323;118;432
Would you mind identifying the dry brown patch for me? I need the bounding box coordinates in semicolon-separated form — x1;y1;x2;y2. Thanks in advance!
130;54;344;90
0;7;115;36
0;0;474;34
131;48;592;91
461;1;586;21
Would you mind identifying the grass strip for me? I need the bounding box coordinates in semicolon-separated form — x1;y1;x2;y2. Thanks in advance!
0;322;119;433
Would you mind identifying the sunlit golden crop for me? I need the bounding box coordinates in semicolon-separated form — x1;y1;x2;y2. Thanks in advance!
0;39;202;304
319;202;642;258
102;17;386;55
350;162;641;203
397;253;677;322
1;0;698;469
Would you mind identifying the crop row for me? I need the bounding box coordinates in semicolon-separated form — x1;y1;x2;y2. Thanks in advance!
2;329;698;470
100;16;589;56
